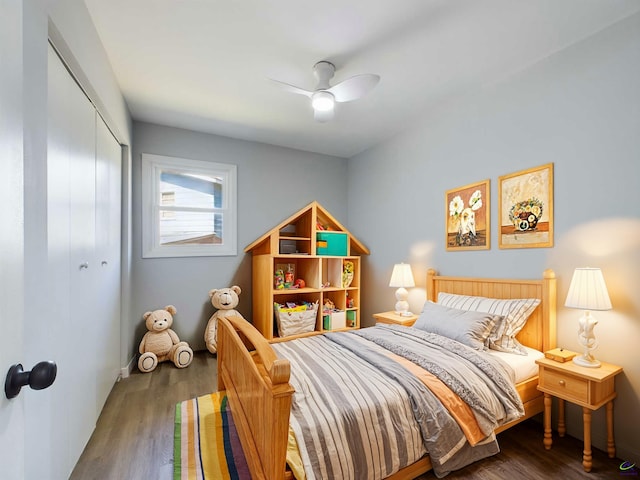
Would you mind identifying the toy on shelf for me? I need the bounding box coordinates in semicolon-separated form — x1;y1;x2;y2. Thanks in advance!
138;305;193;373
205;286;246;354
274;269;285;289
323;299;335;312
346;293;355;309
275;263;296;289
284;265;295;288
342;260;355;288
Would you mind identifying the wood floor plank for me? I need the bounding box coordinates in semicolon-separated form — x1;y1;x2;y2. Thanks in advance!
71;351;624;479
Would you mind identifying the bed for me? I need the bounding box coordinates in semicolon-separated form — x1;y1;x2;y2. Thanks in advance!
217;268;557;479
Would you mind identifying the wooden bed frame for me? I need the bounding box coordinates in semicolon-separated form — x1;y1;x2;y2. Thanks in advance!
217;269;557;480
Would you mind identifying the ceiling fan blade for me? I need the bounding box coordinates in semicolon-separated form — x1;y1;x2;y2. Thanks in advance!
327;74;380;103
269;78;313;98
314;108;334;123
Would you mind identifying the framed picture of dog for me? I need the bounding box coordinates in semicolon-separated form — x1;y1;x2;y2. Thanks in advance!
446;179;490;251
498;163;554;249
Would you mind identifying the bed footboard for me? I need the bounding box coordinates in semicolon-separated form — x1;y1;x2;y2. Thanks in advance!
218;315;294;480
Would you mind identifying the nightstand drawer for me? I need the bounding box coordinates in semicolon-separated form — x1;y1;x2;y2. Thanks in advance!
540;369;588;401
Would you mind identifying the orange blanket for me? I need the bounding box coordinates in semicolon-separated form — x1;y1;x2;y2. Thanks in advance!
385;352;487;446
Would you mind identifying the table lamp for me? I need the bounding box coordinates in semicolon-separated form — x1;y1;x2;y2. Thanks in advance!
564;267;612;368
389;263;415;316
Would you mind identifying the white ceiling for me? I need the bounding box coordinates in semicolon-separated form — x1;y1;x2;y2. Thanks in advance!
84;0;639;158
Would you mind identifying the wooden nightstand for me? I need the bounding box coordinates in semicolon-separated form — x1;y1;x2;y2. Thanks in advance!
373;311;418;327
536;356;623;472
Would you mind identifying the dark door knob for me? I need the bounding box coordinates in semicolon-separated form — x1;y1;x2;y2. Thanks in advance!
4;361;57;399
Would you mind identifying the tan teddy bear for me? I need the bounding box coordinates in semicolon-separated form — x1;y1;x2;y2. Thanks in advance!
138;305;193;373
205;286;246;354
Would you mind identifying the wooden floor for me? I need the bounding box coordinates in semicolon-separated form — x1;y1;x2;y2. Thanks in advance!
71;351;623;479
70;351;218;480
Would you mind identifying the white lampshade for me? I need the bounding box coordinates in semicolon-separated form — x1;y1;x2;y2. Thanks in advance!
565;268;612;311
389;263;415;288
389;263;415;316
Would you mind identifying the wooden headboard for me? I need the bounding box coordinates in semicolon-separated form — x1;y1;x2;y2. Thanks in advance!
426;268;557;352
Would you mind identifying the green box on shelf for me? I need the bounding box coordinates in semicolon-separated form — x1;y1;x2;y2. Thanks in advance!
316;232;348;256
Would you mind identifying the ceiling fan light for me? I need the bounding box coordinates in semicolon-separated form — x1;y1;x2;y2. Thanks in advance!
311;91;334;112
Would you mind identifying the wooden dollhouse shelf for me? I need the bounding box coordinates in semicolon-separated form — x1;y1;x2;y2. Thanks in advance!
245;201;369;341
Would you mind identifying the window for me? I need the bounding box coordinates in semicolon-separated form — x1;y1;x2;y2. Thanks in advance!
142;154;237;258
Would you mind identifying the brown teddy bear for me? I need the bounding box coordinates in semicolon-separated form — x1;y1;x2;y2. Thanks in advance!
138;305;193;373
205;286;245;354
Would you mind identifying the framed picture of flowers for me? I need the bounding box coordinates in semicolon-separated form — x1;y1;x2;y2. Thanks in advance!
498;163;554;249
446;179;490;251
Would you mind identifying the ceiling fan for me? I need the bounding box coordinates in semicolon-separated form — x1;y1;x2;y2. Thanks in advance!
271;61;380;122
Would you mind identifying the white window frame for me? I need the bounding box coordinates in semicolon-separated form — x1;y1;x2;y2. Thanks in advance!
141;153;237;258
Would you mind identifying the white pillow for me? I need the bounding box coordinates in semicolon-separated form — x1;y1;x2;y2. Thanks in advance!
437;292;541;355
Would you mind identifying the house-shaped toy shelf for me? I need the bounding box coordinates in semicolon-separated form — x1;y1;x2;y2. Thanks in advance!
245;201;369;341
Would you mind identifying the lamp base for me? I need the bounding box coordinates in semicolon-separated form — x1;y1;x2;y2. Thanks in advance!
394;288;411;317
394;300;411;317
573;354;601;368
574;311;601;368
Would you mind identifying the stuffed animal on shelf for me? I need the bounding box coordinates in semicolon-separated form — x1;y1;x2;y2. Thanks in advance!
138;305;193;373
205;286;245;354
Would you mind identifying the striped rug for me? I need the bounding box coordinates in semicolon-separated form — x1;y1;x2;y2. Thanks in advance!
174;391;251;480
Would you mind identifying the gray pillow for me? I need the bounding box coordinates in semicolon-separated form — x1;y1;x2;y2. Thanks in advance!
414;301;500;350
437;292;541;355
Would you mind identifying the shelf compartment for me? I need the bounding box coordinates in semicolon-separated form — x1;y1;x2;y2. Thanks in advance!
274;257;319;289
273;292;322;336
279;236;311;255
322;290;347;311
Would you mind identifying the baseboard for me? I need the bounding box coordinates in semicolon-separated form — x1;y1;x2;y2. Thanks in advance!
120;356;135;379
617;444;639;468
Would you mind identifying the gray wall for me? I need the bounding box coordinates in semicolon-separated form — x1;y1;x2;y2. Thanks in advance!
130;122;348;352
348;13;640;465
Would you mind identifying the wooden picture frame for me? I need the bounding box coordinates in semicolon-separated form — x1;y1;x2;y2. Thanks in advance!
445;179;490;251
499;163;554;249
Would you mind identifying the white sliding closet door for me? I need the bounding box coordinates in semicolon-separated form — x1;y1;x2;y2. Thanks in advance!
45;43;122;478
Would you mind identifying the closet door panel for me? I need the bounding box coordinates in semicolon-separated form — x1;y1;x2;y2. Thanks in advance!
67;87;98;467
47;47;75;478
95;115;122;416
47;45;98;476
46;44;73;479
65;58;98;471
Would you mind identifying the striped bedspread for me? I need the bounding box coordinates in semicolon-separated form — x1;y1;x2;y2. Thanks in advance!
174;391;250;480
272;324;523;479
